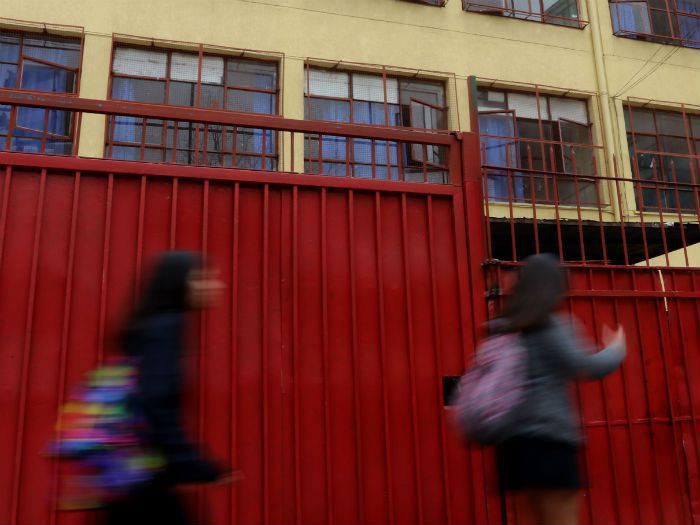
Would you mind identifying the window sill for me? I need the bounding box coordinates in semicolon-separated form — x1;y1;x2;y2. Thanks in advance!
463;1;587;29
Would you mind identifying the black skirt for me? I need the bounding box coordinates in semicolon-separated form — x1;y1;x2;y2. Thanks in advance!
496;435;583;491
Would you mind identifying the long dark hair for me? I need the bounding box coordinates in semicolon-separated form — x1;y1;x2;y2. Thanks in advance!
500;254;568;333
121;251;201;348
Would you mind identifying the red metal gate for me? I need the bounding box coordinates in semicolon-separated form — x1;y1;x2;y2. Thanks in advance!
1;90;699;525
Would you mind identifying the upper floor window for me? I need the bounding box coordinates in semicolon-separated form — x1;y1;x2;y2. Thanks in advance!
401;0;448;5
0;30;81;154
610;0;700;48
304;67;448;182
107;45;279;169
463;0;584;28
477;87;599;205
624;105;700;211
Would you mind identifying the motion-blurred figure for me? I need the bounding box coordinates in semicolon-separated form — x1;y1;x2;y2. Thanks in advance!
104;251;228;525
493;254;626;525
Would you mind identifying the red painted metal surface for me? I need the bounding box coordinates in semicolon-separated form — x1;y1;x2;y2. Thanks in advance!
0;92;698;525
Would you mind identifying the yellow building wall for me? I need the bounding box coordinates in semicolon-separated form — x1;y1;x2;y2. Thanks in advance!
1;0;699;264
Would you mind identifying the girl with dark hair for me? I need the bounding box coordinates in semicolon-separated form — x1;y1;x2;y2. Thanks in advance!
105;251;227;525
494;254;626;525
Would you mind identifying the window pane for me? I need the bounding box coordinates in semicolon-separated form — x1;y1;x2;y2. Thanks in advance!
145;119;164;145
662;154;693;183
21;61;76;93
112;77;166;103
477;89;507;111
170;52;199;82
544;0;580;21
353;101;397;126
306;98;350;122
201;84;224;109
559;120;592;144
626;107;656;133
306;69;349;98
611;2;652;33
692;116;700;138
656;111;686;135
399;80;445;107
23;36;81;69
112;115;143;143
111;145;141;160
410;99;447;130
113;47;167;78
660;135;690;153
227;59;277;90
636;153;660;180
0;63;18;88
509;92;548;120
226;89;275;114
550;97;588;125
0;38;20;62
353;74;398;104
45;139;72;155
634;134;659;150
650;8;678;36
168;81;197;106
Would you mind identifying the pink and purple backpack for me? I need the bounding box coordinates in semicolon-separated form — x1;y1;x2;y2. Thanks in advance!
453;332;528;445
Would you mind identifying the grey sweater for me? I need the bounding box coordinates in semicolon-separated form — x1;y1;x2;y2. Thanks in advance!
512;315;625;445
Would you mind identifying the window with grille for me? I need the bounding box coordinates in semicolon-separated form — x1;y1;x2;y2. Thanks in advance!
400;0;448;6
462;0;584;28
610;0;700;48
107;45;279;169
0;30;81;155
304;67;448;183
477;87;600;205
624;106;700;212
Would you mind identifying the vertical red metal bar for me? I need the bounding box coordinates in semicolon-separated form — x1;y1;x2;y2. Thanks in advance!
290;131;295;173
320;188;335;525
627;104;652;265
612;159;630;266
108;114;117;159
591;154;608;264
262;127;268;170
652;278;694;524
48;171;81;525
262;183;270;525
426;195;452;525
400;193;425;523
526;145;540;254
650;161;671;265
481;144;494;259
134;176;146;301
549;146;565;261
170;179;178;249
10;167;47;525
505;145;517;261
97;174;114;364
629;273;667;523
373;192;395;525
371;139;377;180
194;47;203;167
569;148;587;262
41;109;49;154
608;274;646;523
347;191;365;522
581;283;624;522
291;185;301;525
202;123;209;166
140;116;147;161
422;144;429;183
197;180;210;523
668;161;689;266
230;182;240;525
0;166;13;264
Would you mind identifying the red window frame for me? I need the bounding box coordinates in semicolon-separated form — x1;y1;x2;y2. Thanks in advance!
303;65;449;182
0;28;83;155
625;104;700;213
462;0;587;28
105;43;280;169
610;0;700;48
477;86;602;206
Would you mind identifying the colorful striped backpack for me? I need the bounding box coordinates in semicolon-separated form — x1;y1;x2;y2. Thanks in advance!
49;359;165;509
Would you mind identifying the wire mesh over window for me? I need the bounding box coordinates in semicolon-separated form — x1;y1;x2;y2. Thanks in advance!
610;0;700;48
625;105;700;213
106;45;278;170
462;0;584;27
0;30;81;155
477;87;601;206
304;67;449;183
